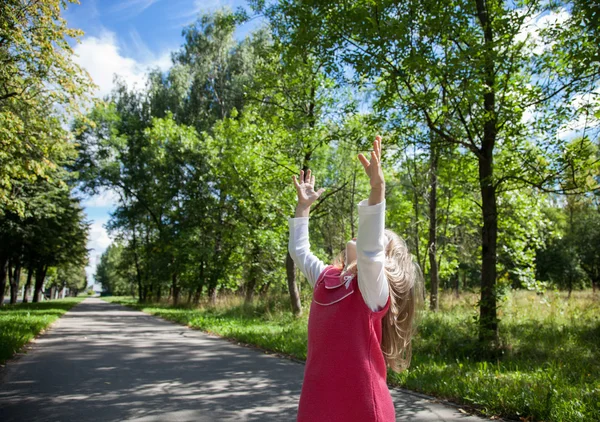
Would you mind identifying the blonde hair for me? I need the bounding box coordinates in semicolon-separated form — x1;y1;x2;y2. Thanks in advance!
333;229;424;372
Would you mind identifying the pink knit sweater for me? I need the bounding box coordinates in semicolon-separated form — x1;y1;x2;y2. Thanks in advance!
297;265;394;422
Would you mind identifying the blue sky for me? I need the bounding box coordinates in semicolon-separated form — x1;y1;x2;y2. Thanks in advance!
65;0;263;285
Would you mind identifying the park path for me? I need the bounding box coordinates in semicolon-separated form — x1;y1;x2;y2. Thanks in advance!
0;298;490;421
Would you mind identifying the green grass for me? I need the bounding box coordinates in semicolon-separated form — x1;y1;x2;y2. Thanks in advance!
0;297;85;364
104;290;600;421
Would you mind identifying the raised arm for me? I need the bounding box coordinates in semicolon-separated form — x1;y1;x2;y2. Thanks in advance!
356;136;389;311
288;170;326;288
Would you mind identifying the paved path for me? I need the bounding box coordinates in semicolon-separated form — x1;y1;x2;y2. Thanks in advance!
0;298;490;421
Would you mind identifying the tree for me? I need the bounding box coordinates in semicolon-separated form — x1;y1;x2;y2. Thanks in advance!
47;263;87;298
0;0;93;216
252;0;598;344
163;9;262;132
0;178;89;304
95;244;130;296
572;206;600;292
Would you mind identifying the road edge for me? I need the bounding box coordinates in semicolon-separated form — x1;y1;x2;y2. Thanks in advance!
0;298;88;381
101;298;508;421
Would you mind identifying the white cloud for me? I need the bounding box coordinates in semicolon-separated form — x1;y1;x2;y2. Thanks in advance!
170;0;231;21
73;30;172;99
85;218;112;285
557;87;600;140
111;0;162;17
515;9;570;55
82;188;120;208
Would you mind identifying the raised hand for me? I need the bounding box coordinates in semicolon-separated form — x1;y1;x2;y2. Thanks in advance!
292;169;325;216
358;135;385;206
358;135;385;189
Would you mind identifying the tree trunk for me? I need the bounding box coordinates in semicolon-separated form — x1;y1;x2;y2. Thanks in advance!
10;259;21;305
409;147;424;272
0;256;8;307
478;153;498;344
260;280;271;295
287;252;302;316
193;284;203;305
132;228;144;302
172;272;179;306
245;279;257;304
193;262;205;305
33;265;48;303
8;263;13;301
245;243;261;304
350;167;357;239
428;142;439;312
208;283;217;305
22;267;33;303
454;273;460;298
476;0;498;345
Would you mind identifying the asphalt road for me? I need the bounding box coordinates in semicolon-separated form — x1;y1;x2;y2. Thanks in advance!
0;298;490;421
3;297;23;305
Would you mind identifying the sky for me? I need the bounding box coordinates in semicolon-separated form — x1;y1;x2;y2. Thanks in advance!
63;0;263;286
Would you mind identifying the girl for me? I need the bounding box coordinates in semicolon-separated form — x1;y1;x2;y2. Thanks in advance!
289;136;423;422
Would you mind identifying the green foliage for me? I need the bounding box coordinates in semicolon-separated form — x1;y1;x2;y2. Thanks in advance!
95;243;129;295
0;298;84;363
250;0;599;341
572;205;600;287
0;2;597;418
537;196;600;292
497;189;551;291
46;263;87;293
0;181;89;305
390;290;600;421
0;0;93;216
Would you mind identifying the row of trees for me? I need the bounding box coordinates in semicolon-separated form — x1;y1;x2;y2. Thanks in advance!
0;186;89;303
1;1;597;345
0;0;92;304
86;1;599;346
250;0;600;342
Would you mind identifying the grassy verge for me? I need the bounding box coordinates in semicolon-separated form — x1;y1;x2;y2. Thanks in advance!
104;290;600;421
0;297;85;364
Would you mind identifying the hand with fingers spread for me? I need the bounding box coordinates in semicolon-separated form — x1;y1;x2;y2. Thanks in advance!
358;135;386;205
292;169;325;217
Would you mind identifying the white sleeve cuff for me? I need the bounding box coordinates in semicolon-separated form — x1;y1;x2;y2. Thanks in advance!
288;217;309;226
358;199;386;215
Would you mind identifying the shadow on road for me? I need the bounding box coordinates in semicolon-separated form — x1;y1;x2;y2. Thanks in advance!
0;299;486;422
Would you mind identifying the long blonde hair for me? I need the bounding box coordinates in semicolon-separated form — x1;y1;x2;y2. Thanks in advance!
333;229;424;372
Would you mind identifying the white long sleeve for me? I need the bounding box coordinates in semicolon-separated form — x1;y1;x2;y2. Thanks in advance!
357;199;389;312
288;217;326;288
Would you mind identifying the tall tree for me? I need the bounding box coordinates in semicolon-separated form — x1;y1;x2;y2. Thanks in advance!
0;0;92;216
253;0;597;344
